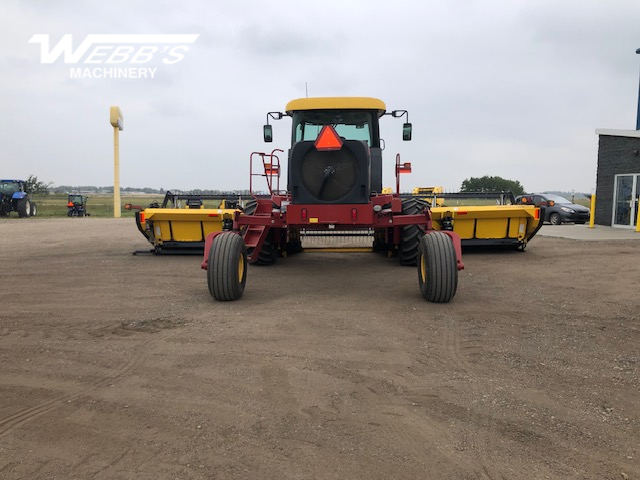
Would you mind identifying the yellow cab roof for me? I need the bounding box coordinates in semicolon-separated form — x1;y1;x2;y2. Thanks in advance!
285;97;386;116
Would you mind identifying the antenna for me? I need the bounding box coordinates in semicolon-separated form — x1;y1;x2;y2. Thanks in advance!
305;82;308;98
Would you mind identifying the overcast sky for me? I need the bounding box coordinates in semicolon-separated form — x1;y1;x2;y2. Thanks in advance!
1;0;639;193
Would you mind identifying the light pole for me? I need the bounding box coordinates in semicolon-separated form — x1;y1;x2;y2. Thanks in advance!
635;49;640;231
636;48;640;130
110;106;123;218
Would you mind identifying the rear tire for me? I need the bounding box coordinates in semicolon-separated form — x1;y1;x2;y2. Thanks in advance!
286;228;303;254
207;232;247;301
373;228;391;253
418;232;458;303
549;212;561;225
17;198;30;218
399;198;427;266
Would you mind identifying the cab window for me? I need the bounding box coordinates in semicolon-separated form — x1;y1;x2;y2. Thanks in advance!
292;110;376;147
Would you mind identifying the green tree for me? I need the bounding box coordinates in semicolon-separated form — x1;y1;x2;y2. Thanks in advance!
24;174;52;194
460;176;525;196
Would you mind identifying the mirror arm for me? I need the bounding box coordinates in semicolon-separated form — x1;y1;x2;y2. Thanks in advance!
264;112;285;143
266;111;284;125
384;110;412;140
387;110;409;123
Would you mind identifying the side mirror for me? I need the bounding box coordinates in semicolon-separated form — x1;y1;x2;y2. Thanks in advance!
263;125;273;143
402;123;412;141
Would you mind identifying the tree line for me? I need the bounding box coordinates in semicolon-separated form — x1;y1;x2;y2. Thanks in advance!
26;173;562;198
50;186;167;194
459;175;525;196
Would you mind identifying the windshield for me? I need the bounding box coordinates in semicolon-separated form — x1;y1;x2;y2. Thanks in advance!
0;181;20;195
543;194;572;204
292;110;377;147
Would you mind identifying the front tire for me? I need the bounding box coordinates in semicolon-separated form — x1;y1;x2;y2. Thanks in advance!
549;212;562;225
30;202;37;217
399;198;427;266
418;232;458;303
207;232;247;301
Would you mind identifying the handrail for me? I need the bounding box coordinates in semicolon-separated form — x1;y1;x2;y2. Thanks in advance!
395;153;412;194
250;149;283;195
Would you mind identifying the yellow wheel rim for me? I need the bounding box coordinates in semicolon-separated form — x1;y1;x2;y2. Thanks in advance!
238;254;245;282
420;254;427;283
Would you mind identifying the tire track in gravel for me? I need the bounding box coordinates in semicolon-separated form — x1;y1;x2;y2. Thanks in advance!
441;323;499;480
441;322;568;479
0;334;167;438
308;356;509;477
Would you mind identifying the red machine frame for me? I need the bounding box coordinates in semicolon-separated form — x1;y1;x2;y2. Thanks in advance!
202;150;464;272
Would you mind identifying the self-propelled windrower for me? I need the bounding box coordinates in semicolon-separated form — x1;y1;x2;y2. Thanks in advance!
202;97;464;302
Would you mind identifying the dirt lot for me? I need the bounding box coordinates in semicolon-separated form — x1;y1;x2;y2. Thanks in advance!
0;218;638;480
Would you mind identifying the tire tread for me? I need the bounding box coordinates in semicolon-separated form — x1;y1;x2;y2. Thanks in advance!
418;231;458;303
207;232;247;301
399;197;427;266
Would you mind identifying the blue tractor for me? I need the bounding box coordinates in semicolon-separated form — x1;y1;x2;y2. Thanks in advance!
0;179;37;218
67;194;89;217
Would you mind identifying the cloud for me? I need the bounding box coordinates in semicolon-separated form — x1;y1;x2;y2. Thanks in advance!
1;0;639;193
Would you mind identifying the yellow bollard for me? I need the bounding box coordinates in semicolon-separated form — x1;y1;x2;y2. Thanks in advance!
589;194;596;229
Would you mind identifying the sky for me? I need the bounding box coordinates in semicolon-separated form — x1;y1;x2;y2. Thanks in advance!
1;0;639;194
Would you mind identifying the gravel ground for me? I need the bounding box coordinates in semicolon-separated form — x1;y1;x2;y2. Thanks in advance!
0;217;638;480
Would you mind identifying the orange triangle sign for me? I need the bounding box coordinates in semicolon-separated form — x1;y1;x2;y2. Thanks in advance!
314;125;343;151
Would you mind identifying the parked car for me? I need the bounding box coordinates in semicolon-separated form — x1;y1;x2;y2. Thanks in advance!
515;193;590;225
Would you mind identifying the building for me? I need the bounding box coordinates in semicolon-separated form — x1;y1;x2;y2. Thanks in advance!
594;129;640;228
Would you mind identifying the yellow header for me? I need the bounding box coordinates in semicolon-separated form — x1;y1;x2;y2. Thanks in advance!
285;97;386;114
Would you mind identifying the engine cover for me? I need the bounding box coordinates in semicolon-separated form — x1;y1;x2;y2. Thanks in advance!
288;140;371;204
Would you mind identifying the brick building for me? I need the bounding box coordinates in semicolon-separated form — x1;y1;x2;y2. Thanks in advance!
594;129;640;227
